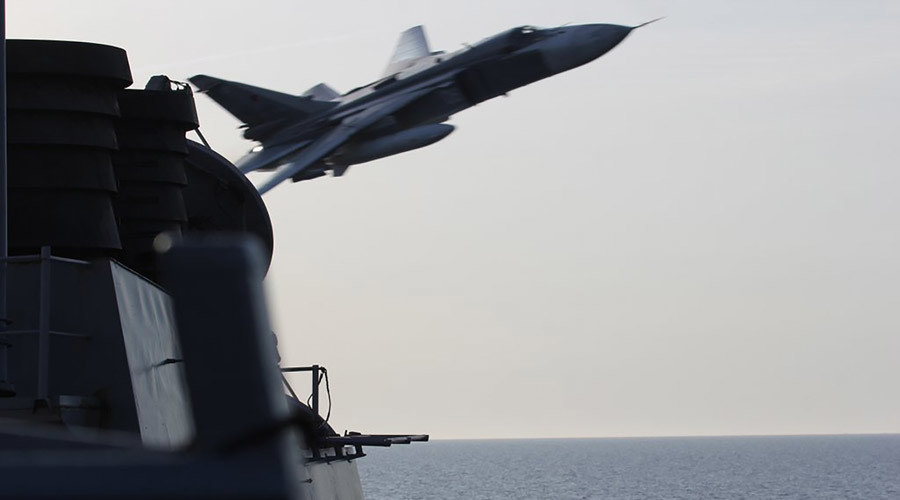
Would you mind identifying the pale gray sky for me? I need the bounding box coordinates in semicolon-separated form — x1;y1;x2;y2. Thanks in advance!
11;0;900;439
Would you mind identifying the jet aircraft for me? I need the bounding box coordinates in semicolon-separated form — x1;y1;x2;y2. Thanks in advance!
190;21;656;194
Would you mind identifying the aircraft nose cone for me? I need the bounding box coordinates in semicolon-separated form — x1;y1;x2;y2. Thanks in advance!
580;24;632;57
540;23;633;74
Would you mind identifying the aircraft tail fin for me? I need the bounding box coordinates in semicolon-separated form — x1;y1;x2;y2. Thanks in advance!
189;75;337;141
382;25;432;76
302;82;340;101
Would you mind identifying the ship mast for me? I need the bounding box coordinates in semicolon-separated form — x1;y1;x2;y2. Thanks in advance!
0;0;9;392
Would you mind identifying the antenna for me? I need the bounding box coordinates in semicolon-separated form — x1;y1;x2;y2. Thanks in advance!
0;0;10;396
633;17;665;29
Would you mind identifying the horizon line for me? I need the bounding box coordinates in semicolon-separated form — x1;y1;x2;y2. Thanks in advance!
428;431;900;442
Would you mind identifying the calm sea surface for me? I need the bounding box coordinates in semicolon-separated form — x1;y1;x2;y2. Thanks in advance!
358;434;900;499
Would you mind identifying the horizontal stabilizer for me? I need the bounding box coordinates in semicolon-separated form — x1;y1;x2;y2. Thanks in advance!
303;83;340;101
189;75;337;137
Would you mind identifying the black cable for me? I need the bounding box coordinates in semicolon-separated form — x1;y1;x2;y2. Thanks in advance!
302;368;333;427
321;367;332;426
306;372;320;408
193;128;211;149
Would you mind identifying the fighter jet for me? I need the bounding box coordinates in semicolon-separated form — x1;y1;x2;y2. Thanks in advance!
190;21;657;194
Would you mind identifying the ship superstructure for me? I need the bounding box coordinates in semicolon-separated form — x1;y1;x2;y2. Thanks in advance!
0;30;423;500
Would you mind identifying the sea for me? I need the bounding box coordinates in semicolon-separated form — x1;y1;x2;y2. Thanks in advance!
357;434;900;499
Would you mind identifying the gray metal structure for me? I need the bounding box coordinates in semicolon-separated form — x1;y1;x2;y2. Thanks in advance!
190;21;655;193
0;25;426;499
0;240;301;499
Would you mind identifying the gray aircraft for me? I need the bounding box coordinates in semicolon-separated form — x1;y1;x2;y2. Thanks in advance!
190;21;656;194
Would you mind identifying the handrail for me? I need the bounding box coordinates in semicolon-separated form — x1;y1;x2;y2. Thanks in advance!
280;364;325;417
2;254;90;265
1;329;89;339
0;247;92;400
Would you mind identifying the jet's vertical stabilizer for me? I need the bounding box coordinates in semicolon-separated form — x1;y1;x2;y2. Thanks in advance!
303;83;340;101
383;26;432;76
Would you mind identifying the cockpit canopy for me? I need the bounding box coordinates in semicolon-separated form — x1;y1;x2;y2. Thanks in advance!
506;25;550;50
471;25;550;54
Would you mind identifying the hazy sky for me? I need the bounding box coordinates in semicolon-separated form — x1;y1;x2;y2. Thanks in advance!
10;1;900;439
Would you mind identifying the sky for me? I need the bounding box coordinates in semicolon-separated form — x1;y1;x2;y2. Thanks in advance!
9;0;900;439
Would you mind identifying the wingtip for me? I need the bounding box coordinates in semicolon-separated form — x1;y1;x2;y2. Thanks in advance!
188;74;221;92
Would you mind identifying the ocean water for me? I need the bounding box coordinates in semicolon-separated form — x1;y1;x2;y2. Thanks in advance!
358;434;900;499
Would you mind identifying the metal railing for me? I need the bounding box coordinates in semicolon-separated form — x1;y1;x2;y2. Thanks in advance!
0;246;91;400
280;364;327;417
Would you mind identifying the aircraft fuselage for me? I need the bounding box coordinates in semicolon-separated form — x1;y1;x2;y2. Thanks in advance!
191;22;644;191
261;24;633;149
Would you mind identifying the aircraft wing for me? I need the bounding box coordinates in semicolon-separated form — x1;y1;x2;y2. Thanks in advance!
189;75;337;143
256;86;435;194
